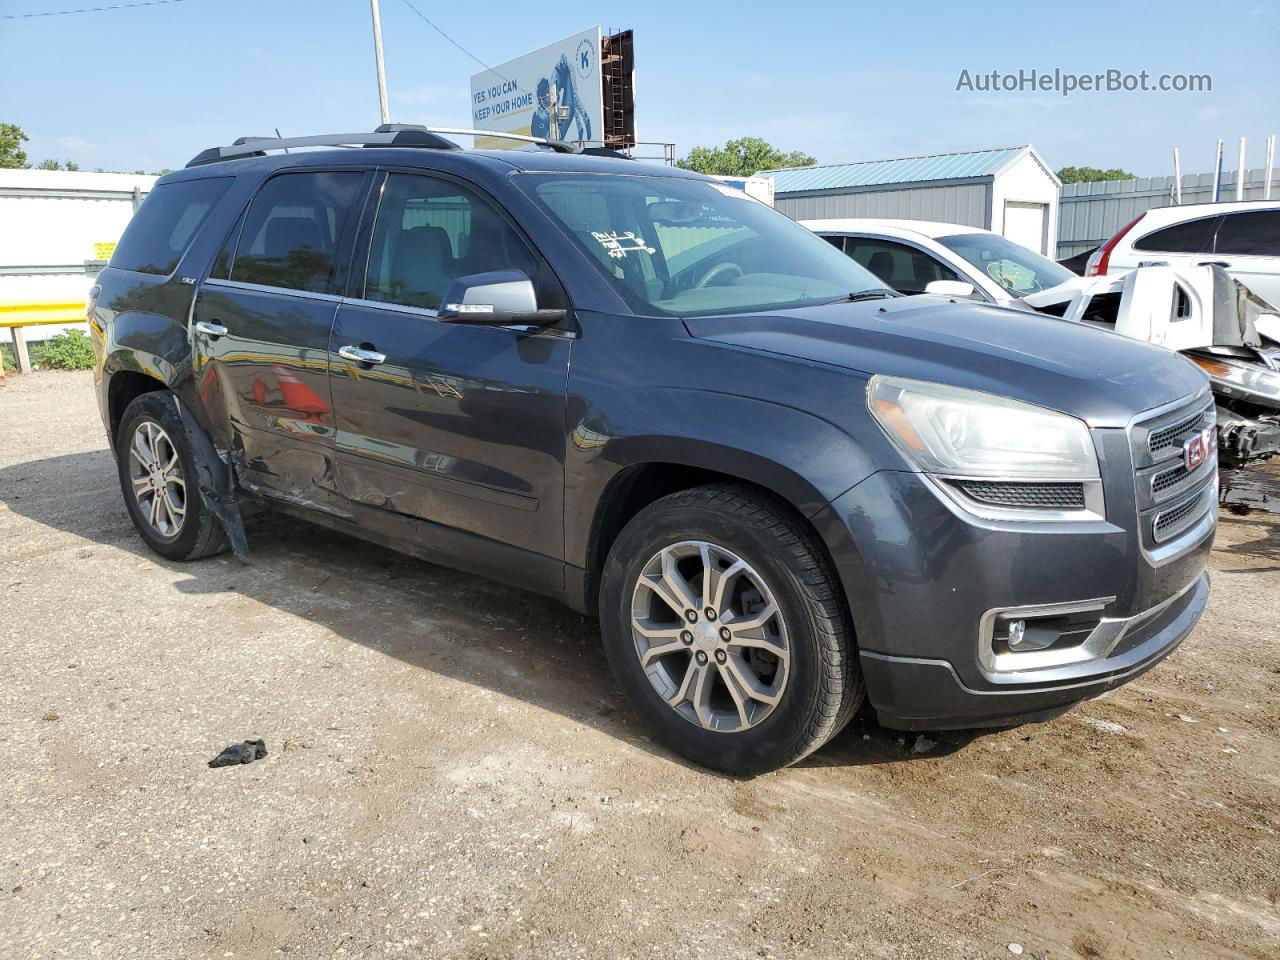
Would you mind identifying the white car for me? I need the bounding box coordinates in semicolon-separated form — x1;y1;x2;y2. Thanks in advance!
802;218;1099;306
804;217;1280;466
1083;200;1280;309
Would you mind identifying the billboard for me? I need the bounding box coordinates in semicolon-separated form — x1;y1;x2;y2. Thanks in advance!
470;27;603;149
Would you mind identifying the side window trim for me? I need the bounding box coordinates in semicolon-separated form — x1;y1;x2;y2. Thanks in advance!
205;203;248;282
331;169;378;298
349;169;389;303
202;276;346;303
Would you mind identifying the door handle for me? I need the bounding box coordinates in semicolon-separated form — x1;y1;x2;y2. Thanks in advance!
1197;260;1232;268
195;320;228;338
338;344;387;365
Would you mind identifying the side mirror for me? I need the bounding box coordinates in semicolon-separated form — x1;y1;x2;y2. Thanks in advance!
924;280;977;298
437;270;566;326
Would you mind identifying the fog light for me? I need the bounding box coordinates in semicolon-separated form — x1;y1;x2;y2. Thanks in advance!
981;601;1110;673
998;616;1058;653
1006;619;1027;649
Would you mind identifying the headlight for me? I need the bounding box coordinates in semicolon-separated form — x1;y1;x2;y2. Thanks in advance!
868;376;1100;480
1188;354;1280;404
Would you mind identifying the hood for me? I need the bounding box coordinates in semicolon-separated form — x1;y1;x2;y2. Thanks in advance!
683;295;1208;429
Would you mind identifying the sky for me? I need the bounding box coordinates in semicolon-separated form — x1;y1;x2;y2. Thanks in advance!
1;0;1277;178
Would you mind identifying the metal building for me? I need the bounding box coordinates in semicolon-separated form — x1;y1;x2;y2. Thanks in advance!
1;169;156;340
1058;166;1280;261
762;145;1061;256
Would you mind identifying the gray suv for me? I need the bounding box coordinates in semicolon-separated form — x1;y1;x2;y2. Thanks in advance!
90;126;1216;774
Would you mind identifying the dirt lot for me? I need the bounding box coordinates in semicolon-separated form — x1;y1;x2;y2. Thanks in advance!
1;371;1277;960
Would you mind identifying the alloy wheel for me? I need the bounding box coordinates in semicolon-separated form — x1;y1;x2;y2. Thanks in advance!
127;420;187;540
630;540;790;732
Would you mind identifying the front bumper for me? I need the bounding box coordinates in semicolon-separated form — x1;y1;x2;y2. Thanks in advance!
860;571;1208;730
811;399;1216;732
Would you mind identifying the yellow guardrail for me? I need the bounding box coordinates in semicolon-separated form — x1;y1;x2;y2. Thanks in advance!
0;301;88;328
0;301;90;374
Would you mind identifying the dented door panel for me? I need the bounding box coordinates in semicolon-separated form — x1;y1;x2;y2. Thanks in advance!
192;281;349;514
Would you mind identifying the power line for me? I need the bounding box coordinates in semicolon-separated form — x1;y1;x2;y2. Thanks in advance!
395;0;507;81
2;0;194;19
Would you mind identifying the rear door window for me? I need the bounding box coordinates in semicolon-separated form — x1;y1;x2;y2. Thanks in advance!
110;177;232;275
230;171;365;294
1213;211;1280;257
1133;216;1218;254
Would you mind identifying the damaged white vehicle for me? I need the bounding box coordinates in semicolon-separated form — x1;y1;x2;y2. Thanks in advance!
805;218;1280;466
1026;266;1280;466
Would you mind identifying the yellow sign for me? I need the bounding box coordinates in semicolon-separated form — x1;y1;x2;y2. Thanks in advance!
93;241;117;261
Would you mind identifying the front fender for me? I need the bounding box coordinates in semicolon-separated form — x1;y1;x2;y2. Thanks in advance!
565;387;890;570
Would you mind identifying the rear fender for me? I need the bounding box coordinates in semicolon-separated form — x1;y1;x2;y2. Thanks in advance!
103;314;248;558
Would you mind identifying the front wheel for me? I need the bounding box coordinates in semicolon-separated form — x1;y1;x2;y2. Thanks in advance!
599;484;863;775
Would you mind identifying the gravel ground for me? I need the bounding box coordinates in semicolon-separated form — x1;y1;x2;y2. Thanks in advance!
1;371;1277;960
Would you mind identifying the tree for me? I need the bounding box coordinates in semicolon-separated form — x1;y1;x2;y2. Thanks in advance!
1057;165;1136;184
677;137;816;177
36;158;62;170
0;123;31;169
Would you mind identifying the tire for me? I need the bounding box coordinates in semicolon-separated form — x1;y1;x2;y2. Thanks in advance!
599;483;863;775
115;392;229;562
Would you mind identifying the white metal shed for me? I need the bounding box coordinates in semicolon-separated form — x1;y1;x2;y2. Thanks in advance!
0;169;156;340
761;145;1061;256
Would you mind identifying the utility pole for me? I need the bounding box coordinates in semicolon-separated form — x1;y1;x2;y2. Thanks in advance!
1236;137;1247;202
370;0;390;125
1172;147;1182;204
1265;135;1275;201
1212;138;1223;202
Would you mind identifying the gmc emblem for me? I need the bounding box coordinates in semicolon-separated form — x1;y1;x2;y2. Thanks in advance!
1184;426;1217;470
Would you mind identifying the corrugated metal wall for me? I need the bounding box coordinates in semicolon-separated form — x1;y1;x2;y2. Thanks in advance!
775;183;989;226
1058;166;1280;259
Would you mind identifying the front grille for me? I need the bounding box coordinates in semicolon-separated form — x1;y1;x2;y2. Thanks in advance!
1153;486;1212;542
1152;463;1189;494
954;480;1086;510
1149;407;1211;457
1130;394;1217;553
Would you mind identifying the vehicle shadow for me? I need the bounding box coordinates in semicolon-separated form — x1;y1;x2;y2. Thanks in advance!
1214;511;1280;574
2;450;989;774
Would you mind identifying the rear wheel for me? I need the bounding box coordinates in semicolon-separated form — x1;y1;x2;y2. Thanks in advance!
116;392;228;561
600;484;863;775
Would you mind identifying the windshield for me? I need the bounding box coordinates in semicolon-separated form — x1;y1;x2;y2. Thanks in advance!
518;173;889;317
938;232;1076;296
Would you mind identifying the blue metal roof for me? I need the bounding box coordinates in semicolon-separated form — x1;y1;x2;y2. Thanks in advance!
762;146;1025;194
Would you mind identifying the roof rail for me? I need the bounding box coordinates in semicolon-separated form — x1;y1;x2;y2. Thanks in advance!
184;124;585;168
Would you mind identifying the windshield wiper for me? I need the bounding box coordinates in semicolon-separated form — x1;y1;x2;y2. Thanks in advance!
813;289;898;306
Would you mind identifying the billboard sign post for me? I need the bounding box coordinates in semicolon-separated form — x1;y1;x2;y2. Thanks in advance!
470;28;604;148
